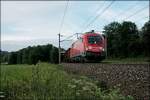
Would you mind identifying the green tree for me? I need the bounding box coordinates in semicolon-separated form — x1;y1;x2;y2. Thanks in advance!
142;20;150;57
0;51;9;63
28;46;42;65
8;52;17;64
103;22;121;57
22;49;29;64
50;46;59;64
104;21;140;58
7;44;59;65
119;21;139;57
44;44;53;62
17;51;22;64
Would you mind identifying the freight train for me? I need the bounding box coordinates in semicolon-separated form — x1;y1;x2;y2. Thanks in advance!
64;30;106;62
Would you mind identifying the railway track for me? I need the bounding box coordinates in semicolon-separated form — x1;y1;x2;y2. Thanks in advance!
61;63;150;100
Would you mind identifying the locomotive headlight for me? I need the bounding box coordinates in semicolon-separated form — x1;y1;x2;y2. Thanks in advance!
88;46;92;49
86;46;92;50
102;48;105;51
86;47;88;50
99;47;103;50
99;47;105;51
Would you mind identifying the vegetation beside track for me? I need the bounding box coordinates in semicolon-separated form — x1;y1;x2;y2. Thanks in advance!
101;57;149;64
1;63;133;100
62;63;149;100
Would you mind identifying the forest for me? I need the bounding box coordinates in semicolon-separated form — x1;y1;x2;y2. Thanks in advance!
0;20;149;64
1;44;59;64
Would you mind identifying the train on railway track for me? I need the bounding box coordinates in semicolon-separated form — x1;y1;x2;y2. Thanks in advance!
63;30;106;62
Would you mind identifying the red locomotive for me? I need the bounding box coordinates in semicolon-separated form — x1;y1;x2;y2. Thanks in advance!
64;30;106;62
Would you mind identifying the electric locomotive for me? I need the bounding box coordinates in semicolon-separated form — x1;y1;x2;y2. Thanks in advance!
65;30;106;62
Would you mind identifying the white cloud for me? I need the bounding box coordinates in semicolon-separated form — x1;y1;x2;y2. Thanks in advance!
1;1;149;51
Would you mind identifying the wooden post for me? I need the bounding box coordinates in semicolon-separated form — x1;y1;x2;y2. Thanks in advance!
58;33;61;64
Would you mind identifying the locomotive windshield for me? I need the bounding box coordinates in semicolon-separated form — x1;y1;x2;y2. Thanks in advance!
88;36;102;44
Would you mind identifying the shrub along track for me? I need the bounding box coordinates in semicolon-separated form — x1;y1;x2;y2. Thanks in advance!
61;63;150;100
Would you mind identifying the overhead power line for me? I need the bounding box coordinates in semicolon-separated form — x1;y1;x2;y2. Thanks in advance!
60;33;76;42
81;0;115;33
79;1;106;32
123;5;149;21
58;0;69;64
113;1;140;21
135;16;149;23
59;0;69;34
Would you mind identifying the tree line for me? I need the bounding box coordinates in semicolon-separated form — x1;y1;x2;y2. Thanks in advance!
0;20;149;64
0;44;59;64
103;20;150;58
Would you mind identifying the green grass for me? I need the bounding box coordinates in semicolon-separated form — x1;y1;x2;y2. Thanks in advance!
102;57;149;64
1;63;134;100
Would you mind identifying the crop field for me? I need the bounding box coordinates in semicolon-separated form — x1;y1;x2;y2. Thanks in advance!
0;63;134;100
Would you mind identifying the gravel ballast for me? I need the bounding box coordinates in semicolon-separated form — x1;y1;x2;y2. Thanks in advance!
62;63;150;100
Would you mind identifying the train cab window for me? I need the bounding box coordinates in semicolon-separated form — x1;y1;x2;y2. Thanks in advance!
88;36;102;44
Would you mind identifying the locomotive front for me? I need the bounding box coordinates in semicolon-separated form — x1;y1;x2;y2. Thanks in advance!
65;31;106;62
83;32;106;61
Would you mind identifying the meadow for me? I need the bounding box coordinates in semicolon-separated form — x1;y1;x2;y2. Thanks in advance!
1;63;134;100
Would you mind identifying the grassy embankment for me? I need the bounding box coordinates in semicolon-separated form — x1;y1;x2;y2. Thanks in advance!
1;63;134;100
102;57;149;64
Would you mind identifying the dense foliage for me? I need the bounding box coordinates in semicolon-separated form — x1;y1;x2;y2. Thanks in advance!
103;20;150;58
0;44;59;64
0;50;9;64
141;20;150;57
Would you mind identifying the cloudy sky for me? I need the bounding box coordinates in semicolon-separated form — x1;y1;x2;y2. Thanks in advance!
1;1;149;52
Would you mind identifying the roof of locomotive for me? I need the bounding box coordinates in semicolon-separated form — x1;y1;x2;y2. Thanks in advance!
71;32;104;44
81;32;103;38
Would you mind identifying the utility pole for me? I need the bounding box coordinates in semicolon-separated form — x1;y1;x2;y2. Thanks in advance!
76;33;79;39
58;33;61;64
76;33;83;39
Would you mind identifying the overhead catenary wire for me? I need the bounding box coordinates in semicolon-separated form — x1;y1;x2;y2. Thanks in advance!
61;1;148;42
58;0;80;43
123;5;149;21
112;1;140;21
61;1;113;42
101;1;141;27
79;1;106;33
100;2;148;28
100;3;148;29
81;0;115;33
59;0;69;34
58;0;69;64
60;33;76;42
135;16;149;23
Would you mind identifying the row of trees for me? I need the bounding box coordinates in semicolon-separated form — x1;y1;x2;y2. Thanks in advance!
0;44;59;64
0;51;9;64
1;21;149;64
103;20;150;58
